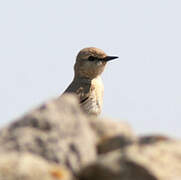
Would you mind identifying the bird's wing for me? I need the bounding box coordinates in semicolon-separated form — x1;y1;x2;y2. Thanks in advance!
63;80;91;104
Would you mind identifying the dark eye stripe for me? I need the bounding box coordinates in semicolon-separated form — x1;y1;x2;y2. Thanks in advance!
88;56;103;61
88;56;96;61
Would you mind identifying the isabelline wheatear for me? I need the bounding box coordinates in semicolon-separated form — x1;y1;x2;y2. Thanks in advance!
62;47;118;116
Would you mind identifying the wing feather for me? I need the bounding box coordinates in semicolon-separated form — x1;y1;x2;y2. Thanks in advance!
63;79;91;104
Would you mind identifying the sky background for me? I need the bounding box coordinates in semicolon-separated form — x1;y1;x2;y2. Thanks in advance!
0;0;181;137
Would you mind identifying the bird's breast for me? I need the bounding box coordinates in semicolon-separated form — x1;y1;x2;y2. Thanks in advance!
81;77;104;116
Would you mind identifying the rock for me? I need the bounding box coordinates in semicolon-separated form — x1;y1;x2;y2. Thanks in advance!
88;117;135;142
0;94;96;174
97;134;170;155
0;152;72;180
138;134;171;145
78;138;181;180
97;135;133;154
88;117;135;154
1;92;180;179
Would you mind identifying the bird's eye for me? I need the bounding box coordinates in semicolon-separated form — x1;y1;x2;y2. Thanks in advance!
88;56;96;61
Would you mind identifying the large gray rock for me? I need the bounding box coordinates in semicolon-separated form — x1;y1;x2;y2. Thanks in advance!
0;94;96;174
78;138;181;180
0;152;71;180
88;117;134;141
97;135;134;154
88;117;135;154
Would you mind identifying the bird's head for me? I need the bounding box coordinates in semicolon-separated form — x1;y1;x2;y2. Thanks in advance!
74;47;118;79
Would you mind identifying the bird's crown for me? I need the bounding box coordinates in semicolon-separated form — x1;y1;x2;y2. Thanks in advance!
76;47;107;61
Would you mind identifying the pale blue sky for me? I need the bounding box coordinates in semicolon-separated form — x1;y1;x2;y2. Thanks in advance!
0;0;181;137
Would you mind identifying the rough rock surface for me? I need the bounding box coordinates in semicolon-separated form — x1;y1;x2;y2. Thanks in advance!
0;152;71;180
0;94;96;174
88;117;135;141
97;135;133;154
78;139;181;180
0;94;181;180
88;117;135;154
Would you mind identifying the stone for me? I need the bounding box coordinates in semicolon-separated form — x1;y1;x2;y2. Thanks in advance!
88;117;135;154
0;94;96;174
0;152;72;180
88;117;135;142
78;138;181;180
97;135;133;154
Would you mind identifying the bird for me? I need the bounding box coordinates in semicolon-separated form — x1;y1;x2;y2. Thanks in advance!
62;47;118;116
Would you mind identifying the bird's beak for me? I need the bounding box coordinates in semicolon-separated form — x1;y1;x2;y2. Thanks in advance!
102;56;118;62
